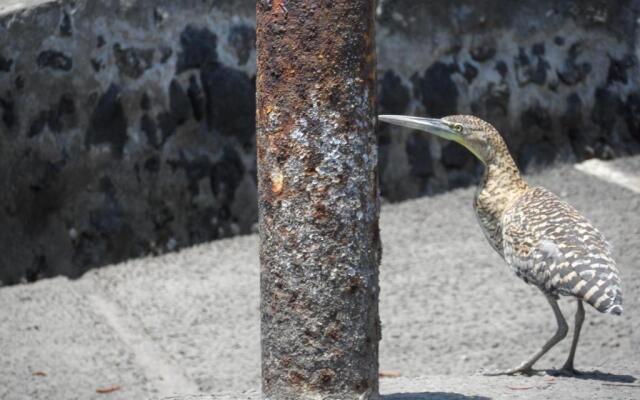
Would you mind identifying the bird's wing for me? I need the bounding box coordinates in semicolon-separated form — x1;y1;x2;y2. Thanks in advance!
502;186;622;314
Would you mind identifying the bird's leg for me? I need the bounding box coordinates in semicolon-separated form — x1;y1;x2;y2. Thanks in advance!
485;294;568;376
555;300;585;376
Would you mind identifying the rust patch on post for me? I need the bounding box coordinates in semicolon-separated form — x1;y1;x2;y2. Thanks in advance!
257;1;380;399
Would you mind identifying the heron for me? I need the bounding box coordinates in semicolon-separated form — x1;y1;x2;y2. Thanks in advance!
378;114;623;376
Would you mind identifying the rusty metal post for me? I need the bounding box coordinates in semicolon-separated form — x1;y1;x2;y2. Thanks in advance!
256;1;380;399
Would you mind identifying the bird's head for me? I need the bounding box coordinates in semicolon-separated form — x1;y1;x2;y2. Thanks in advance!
378;114;506;164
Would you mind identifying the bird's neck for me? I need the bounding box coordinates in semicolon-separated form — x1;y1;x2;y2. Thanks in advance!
476;151;528;220
474;149;528;255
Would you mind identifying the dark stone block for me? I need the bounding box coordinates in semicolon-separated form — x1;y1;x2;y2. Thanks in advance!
140;114;158;147
495;60;508;77
419;62;458;117
0;95;16;129
623;92;640;141
228;24;256;66
160;46;173;63
177;25;218;73
0;55;12;72
532;42;545;56
187;75;205;121
26;255;48;282
210;145;245;202
462;62;478;83
561;93;589;157
592;87;622;130
169;79;191;125
89;201;123;235
42;94;75;134
157;112;177;143
144;156;160;173
607;54;636;84
525;61;547;86
521;104;552;131
470;44;496;62
561;93;583;130
447;169;476;190
59;11;72;36
86;84;128;157
99;175;116;196
557;43;591;86
406;132;433;177
90;58;102;72
113;44;154;79
519;103;553;155
58;93;75;115
516;47;529;66
72;232;107;271
200;64;255;145
519;140;557;170
152;205;174;229
554;36;565;46
187;207;222;243
530;60;548;85
170;153;212;195
558;62;591;86
515;47;548;86
470;82;510;119
37;50;73;71
379;70;410;114
29;112;48;137
15;76;24;90
441;141;471;169
153;7;169;25
140;93;151;111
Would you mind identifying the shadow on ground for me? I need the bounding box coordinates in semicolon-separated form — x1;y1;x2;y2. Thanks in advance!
546;369;637;383
384;393;490;400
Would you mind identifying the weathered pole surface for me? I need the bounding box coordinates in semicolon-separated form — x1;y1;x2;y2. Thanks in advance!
256;1;380;399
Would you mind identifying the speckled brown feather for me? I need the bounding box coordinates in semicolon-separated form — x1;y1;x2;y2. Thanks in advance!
443;115;623;315
502;187;622;314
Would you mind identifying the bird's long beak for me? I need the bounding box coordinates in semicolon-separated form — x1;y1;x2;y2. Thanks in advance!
378;114;485;162
378;115;460;142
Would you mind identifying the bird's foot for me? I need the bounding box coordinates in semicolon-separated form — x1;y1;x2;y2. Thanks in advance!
484;365;539;377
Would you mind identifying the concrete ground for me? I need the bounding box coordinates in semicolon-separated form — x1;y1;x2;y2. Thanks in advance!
1;157;639;400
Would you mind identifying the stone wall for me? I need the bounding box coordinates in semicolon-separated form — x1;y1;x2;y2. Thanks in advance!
0;0;258;284
377;0;640;199
1;0;639;284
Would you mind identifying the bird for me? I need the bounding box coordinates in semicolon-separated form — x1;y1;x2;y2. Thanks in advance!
378;114;623;376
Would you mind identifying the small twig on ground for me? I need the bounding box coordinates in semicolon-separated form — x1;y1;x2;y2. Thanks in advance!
506;386;535;390
379;371;402;378
31;371;47;377
96;385;121;394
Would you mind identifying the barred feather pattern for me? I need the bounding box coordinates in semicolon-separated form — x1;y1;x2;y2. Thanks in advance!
501;187;623;315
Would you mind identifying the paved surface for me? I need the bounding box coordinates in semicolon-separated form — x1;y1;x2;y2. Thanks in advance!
1;158;639;400
160;365;640;400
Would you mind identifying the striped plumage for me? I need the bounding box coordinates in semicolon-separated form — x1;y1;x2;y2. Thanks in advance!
378;113;623;376
501;187;622;315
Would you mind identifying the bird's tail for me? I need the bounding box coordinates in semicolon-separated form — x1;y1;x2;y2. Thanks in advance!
579;281;623;315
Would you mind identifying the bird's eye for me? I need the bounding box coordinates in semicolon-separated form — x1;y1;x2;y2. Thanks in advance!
452;124;464;133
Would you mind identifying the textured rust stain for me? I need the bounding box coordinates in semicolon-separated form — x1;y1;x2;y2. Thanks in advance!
257;0;380;399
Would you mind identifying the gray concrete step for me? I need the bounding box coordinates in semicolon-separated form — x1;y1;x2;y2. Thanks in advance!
1;158;639;399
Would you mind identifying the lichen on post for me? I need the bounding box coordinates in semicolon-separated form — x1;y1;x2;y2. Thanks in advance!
256;1;380;399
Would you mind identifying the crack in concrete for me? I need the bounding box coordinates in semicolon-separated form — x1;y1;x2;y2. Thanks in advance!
85;290;199;396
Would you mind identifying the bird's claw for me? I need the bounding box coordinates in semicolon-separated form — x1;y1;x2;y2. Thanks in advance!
484;366;538;377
